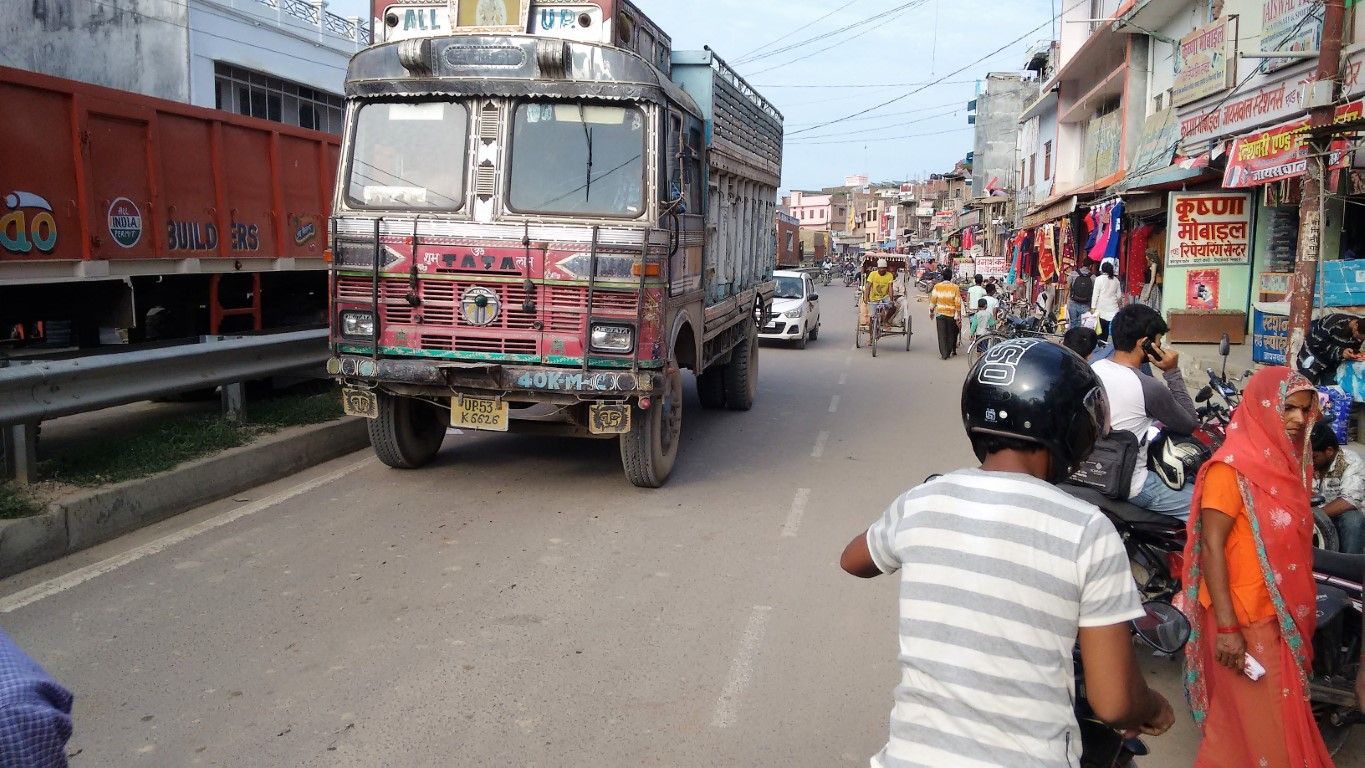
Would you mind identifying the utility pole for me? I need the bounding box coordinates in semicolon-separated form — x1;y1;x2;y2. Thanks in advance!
1288;0;1347;360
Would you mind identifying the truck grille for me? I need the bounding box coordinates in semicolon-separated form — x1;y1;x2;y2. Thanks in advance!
544;285;637;333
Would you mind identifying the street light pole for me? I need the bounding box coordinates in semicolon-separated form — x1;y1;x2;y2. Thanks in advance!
1288;0;1347;361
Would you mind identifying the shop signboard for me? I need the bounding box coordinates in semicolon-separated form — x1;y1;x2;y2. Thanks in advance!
1166;191;1252;266
1186;269;1220;309
915;205;934;217
974;255;1007;277
1223;100;1360;187
1130;109;1178;179
1251;305;1290;365
1261;0;1322;73
1174;17;1238;107
933;211;956;230
1178;61;1315;147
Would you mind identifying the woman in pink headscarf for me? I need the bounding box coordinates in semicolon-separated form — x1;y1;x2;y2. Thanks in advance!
1180;367;1334;767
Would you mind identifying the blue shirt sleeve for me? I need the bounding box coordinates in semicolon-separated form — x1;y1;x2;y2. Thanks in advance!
0;631;73;768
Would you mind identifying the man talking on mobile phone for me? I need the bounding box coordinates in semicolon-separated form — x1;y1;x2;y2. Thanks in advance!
1091;305;1200;518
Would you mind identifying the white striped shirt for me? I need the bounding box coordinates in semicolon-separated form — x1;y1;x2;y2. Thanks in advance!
865;469;1143;768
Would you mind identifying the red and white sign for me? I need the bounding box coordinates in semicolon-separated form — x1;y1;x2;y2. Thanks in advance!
1166;192;1253;266
1222;100;1361;187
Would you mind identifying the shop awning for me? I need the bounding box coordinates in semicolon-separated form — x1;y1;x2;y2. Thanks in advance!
1109;163;1216;193
1021;195;1078;228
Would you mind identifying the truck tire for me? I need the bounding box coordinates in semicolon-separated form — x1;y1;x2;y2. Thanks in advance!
723;321;758;411
621;366;682;487
697;366;727;410
369;392;447;469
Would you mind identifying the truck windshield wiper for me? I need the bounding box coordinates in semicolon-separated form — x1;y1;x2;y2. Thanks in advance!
579;104;593;202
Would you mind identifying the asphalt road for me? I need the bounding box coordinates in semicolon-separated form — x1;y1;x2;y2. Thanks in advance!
2;284;1362;766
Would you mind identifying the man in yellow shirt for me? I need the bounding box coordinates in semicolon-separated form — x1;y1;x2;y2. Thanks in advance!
863;258;898;329
930;267;962;359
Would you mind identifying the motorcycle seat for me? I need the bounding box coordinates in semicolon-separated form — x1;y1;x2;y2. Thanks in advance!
1312;548;1365;584
1058;483;1185;528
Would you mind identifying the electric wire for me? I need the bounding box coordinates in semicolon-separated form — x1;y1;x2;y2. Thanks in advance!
735;0;860;61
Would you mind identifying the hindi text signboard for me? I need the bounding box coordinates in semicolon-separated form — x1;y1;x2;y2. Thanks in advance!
1174;17;1237;107
1166;191;1253;266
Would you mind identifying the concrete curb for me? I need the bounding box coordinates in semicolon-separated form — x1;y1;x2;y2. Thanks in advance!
0;418;370;578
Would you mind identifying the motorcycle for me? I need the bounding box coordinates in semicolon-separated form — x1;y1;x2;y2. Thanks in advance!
1309;548;1365;754
1077;600;1192;768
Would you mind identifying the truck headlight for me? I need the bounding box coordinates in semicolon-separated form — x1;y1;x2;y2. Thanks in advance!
590;323;634;353
783;309;803;318
340;310;376;338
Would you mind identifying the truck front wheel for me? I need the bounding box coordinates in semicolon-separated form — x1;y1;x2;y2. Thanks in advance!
621;366;682;487
723;321;758;411
369;392;447;469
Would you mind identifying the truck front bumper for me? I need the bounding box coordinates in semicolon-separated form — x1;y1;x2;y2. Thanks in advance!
328;355;658;399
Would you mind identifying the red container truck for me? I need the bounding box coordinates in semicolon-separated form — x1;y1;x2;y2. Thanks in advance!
0;65;339;348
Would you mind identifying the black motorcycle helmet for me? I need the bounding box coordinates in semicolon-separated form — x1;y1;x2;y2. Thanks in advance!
961;338;1110;482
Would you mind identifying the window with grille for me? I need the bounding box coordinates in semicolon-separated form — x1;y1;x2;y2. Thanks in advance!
214;62;344;134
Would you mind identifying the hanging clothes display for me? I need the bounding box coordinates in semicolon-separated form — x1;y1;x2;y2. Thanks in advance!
1087;202;1111;263
962;227;974;252
1058;217;1076;276
1101;199;1125;270
1038;223;1058;283
1083;209;1099;253
1126;223;1153;295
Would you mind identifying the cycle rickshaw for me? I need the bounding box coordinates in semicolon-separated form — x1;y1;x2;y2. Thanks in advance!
854;254;912;357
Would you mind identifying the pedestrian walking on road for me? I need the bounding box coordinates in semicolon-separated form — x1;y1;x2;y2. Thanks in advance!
1180;366;1334;768
0;629;74;768
929;268;961;360
1091;262;1122;341
841;339;1173;768
1067;262;1094;331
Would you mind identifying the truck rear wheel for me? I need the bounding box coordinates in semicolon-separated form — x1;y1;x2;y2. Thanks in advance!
723;322;758;411
696;367;727;410
369;392;447;469
621;366;682;488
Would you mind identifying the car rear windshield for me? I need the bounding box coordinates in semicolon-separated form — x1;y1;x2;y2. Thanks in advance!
347;102;468;210
774;276;804;299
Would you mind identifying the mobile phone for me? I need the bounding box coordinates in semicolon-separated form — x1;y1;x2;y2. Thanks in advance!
1143;340;1164;362
1243;654;1266;681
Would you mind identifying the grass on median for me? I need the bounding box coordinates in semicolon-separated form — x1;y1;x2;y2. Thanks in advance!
0;483;41;520
29;389;346;490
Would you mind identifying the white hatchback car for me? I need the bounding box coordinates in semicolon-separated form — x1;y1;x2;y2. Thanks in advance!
759;270;821;348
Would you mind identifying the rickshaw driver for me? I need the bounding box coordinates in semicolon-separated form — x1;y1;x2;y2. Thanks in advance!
863;258;897;328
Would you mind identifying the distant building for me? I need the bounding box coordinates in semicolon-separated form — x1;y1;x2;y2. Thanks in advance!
781;191;834;231
775;210;800;267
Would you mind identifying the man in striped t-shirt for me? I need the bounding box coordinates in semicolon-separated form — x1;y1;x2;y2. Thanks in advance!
841;339;1172;767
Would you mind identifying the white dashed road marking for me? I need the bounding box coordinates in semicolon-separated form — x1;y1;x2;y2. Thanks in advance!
782;488;811;538
811;431;830;459
829;394;840;413
710;605;773;728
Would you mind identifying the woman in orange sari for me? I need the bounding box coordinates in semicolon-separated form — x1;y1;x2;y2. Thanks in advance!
1180;366;1333;767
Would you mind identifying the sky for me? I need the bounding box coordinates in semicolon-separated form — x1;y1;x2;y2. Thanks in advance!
328;0;1060;192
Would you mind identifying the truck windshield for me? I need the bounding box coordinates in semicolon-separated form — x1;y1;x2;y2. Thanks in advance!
347;102;467;210
508;103;645;217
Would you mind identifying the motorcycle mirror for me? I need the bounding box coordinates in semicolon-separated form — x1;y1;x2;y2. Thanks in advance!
1196;386;1212;403
1218;333;1230;358
1131;601;1192;655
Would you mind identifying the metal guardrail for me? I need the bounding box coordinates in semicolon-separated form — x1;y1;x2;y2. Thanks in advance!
0;329;329;482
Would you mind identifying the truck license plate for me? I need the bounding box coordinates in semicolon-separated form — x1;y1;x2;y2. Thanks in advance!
452;395;509;432
588;403;632;435
341;388;378;419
